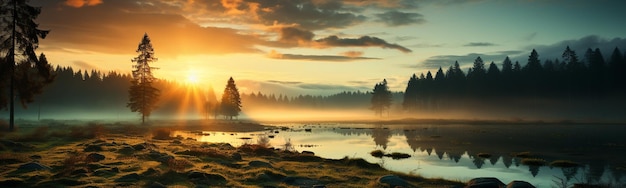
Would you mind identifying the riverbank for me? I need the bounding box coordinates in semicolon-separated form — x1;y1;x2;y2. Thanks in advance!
0;122;465;187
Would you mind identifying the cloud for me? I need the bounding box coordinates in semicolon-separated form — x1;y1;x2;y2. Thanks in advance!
236;79;366;96
314;35;412;53
267;80;303;85
341;51;364;58
524;35;626;62
416;52;515;70
72;61;96;70
463;42;497;47
65;0;102;8
38;0;262;56
277;27;315;45
267;50;380;62
375;10;425;26
219;0;367;30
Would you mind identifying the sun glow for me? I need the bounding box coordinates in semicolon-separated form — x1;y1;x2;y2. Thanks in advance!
186;73;200;85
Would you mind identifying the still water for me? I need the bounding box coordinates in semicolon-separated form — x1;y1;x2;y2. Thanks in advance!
173;123;626;187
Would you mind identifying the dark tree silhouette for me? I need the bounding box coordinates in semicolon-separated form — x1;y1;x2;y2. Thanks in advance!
127;33;160;125
523;49;542;73
0;0;53;131
402;74;419;111
220;77;242;120
370;79;391;117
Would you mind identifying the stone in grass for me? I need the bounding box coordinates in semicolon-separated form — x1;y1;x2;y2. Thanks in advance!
466;177;506;188
506;180;536;188
84;144;103;152
282;176;321;186
18;162;51;172
376;175;415;188
248;160;273;168
187;171;227;185
0;178;24;187
231;152;242;161
86;153;106;162
115;173;141;182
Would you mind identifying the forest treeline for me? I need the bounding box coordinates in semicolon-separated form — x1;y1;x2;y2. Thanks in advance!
9;66;402;120
6;47;626;121
401;46;626;119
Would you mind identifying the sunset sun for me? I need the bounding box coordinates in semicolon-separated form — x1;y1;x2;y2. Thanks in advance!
186;73;199;85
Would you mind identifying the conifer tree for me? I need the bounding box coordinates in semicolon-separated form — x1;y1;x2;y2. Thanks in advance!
220;77;242;119
402;74;419;110
371;79;391;117
0;0;54;131
524;49;542;73
127;33;160;125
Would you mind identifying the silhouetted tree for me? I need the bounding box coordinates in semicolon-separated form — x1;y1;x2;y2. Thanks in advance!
220;77;242;120
127;33;160;125
524;49;542;73
0;0;53;131
402;74;419;111
370;79;391;117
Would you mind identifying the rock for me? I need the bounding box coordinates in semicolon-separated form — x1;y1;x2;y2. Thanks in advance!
248;160;272;168
302;151;315;155
132;143;146;151
86;153;106;162
18;162;51;172
118;146;135;154
282;176;320;186
377;175;414;188
142;168;160;176
46;178;85;186
466;177;506;188
0;178;24;187
506;181;535;188
115;173;141;182
29;155;42;160
148;181;167;188
231;152;242;161
84;144;103;152
71;168;88;175
187;171;227;185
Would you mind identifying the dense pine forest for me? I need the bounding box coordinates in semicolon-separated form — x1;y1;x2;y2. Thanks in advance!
3;46;626;122
402;47;626;121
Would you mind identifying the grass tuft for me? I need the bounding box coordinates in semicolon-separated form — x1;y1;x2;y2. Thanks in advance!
152;128;172;140
370;150;384;158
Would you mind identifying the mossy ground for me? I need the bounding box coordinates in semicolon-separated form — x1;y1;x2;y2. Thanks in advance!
0;122;464;187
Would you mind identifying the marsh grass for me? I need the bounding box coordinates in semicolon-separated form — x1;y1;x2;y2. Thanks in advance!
151;128;172;140
167;158;193;172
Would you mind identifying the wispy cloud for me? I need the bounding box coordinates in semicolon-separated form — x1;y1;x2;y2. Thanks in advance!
314;36;412;53
65;0;102;8
267;50;380;62
463;42;497;47
375;10;425;26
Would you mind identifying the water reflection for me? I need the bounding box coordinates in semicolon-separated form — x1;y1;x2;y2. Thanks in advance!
172;123;626;187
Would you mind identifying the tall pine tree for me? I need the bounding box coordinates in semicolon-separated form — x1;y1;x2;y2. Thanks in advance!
0;0;54;131
127;33;160;125
371;79;391;117
220;77;242;119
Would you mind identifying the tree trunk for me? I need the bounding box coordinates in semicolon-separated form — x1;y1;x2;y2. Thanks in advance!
9;0;17;131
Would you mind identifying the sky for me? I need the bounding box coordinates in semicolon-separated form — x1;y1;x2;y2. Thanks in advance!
30;0;626;96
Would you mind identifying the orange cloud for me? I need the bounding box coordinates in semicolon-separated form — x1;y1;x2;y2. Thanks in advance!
65;0;103;8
